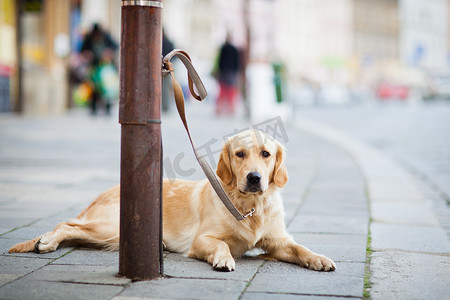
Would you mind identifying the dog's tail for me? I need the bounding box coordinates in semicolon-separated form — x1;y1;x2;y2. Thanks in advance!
9;236;42;253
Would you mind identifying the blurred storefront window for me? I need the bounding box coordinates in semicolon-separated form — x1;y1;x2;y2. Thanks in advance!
0;0;16;112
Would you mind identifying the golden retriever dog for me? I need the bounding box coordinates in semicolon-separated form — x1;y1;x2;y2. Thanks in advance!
9;129;336;272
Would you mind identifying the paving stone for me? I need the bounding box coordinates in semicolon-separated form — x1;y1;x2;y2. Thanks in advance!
0;255;52;287
0;274;20;288
15;187;97;205
303;195;368;207
25;264;130;286
283;179;311;192
288;214;369;235
0;197;13;205
303;192;367;208
30;183;115;206
30;211;83;228
53;248;119;266
111;297;156;300
367;180;425;203
0;210;54;220
282;194;307;206
314;172;363;183
291;234;367;263
0;278;123;300
259;260;365;278
311;181;366;190
0;228;12;235
0;217;37;231
0;255;52;275
371;202;439;226
0;183;55;201
282;193;308;205
297;202;368;217
370;251;450;300
63;179;120;195
247;271;363;298
1;169;82;186
291;233;367;246
371;223;450;253
241;292;352;300
119;277;247;300
360;161;411;181
164;252;263;281
283;202;299;222
1;226;54;241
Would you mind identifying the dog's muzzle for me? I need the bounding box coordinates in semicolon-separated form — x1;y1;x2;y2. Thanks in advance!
245;172;262;193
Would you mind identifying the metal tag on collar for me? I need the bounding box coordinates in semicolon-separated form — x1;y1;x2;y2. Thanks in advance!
243;208;256;219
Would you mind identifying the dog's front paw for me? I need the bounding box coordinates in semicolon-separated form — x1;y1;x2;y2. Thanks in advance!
212;255;235;272
303;254;336;272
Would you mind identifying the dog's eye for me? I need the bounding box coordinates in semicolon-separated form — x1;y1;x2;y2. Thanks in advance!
261;151;270;158
235;151;245;158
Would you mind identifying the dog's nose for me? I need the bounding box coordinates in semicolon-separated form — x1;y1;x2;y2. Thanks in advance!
247;172;261;185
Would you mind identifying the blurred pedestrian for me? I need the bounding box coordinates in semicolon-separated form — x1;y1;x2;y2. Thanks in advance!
81;23;118;115
214;35;240;115
162;30;174;112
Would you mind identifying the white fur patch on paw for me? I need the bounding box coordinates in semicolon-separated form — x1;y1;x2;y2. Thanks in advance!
213;255;235;272
35;233;58;253
304;254;336;272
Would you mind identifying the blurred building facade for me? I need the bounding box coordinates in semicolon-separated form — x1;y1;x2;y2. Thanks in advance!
0;0;18;112
400;0;449;71
164;0;450;93
354;0;399;63
0;0;120;114
277;0;354;84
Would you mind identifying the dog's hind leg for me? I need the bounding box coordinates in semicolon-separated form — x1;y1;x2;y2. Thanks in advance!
9;222;77;253
35;220;88;253
37;218;119;253
10;219;119;253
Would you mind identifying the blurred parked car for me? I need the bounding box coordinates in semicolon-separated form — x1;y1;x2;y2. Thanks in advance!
376;83;409;100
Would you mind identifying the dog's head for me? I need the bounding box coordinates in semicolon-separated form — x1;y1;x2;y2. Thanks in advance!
217;129;288;195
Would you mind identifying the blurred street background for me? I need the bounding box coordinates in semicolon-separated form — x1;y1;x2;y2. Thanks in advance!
1;0;450;114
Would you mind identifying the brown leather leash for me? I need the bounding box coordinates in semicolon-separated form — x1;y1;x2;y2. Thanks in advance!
162;49;254;221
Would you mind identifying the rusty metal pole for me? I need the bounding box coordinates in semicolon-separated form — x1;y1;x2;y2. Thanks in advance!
118;0;163;280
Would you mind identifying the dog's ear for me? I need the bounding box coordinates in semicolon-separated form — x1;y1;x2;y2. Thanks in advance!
217;141;233;185
273;144;288;188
